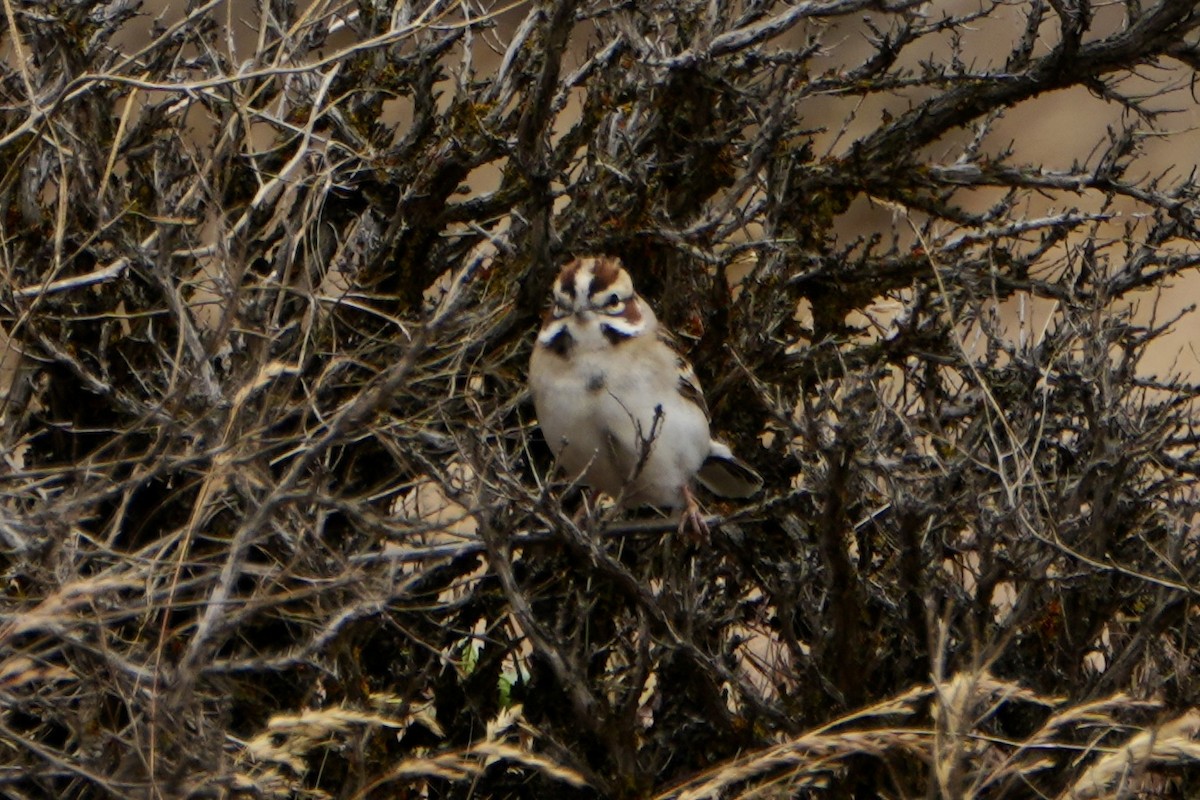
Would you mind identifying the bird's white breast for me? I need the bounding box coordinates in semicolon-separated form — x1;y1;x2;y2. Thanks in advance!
531;312;712;509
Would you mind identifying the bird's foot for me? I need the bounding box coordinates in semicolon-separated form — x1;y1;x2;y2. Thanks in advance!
678;485;710;542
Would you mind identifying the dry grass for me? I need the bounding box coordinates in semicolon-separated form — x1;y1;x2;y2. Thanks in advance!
658;669;1200;799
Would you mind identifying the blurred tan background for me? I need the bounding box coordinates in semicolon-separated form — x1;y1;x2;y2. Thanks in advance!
7;0;1195;392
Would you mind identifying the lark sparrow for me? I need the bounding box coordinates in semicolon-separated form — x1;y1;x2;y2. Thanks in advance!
529;256;762;537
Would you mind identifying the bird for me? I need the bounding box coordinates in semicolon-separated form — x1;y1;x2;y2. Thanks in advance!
528;255;762;537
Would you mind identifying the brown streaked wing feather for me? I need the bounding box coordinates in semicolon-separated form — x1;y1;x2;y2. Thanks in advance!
657;329;710;422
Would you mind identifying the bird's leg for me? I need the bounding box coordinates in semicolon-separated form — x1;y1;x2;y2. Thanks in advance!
678;485;709;541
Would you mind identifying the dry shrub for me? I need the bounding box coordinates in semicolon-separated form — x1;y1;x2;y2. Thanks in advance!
2;1;1200;798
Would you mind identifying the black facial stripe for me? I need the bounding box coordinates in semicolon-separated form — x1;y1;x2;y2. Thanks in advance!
546;327;574;357
601;324;634;346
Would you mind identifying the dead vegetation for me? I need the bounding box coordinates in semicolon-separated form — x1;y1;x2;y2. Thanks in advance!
2;0;1200;797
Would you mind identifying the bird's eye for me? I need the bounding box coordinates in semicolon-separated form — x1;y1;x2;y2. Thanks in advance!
602;293;625;313
552;296;571;317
